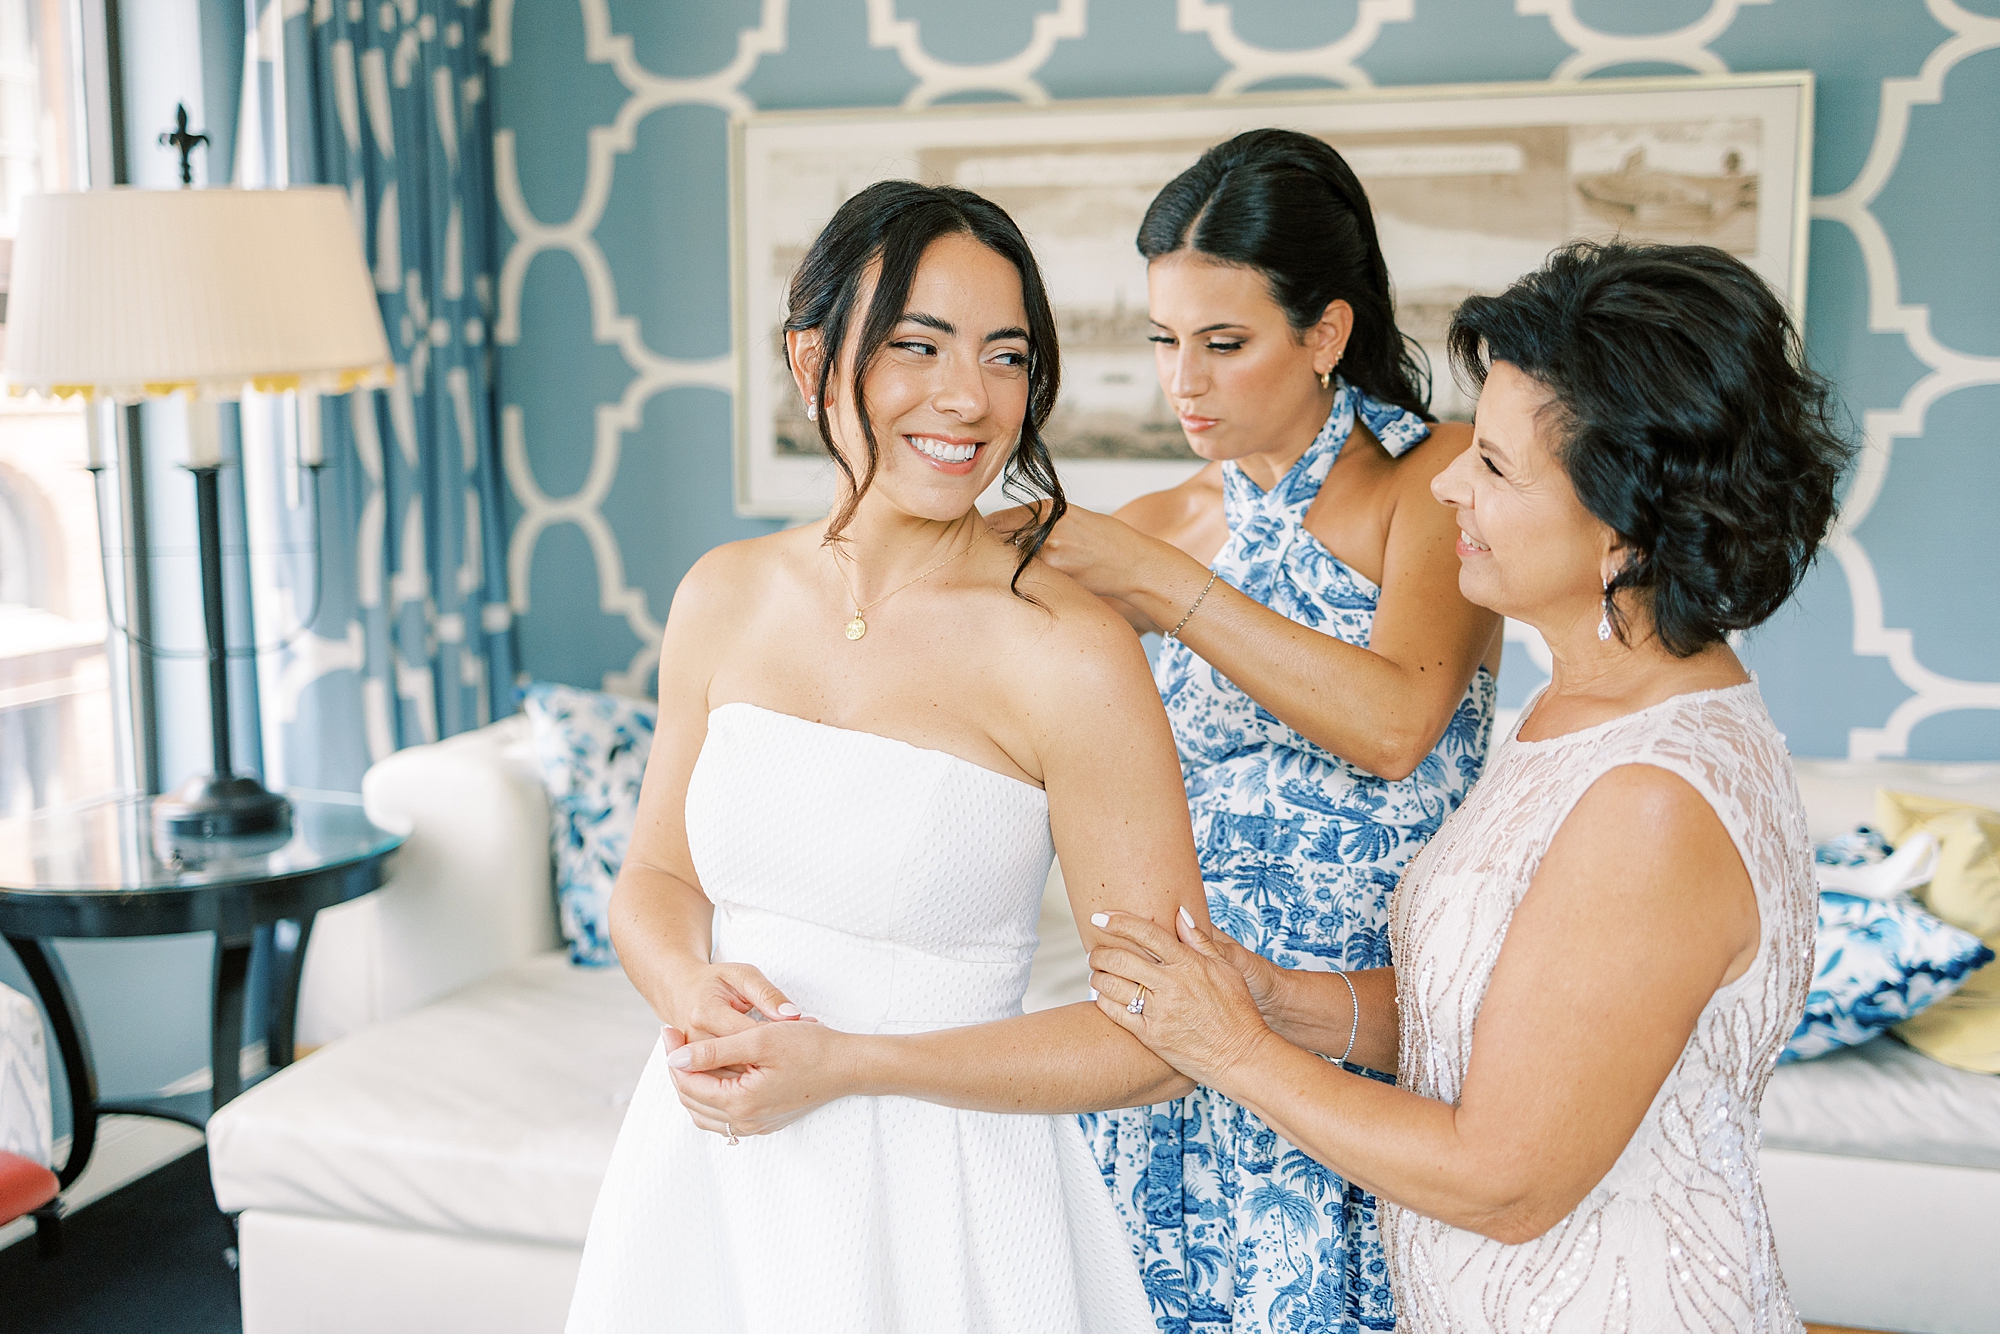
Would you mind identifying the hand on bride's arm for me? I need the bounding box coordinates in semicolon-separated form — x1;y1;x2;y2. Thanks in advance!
1092;908;1400;1073
1088;907;1280;1090
665;1018;853;1137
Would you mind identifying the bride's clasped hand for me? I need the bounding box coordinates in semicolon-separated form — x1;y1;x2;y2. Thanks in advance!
661;1011;856;1140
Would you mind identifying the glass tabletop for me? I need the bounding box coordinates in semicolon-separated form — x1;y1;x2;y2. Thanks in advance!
0;791;407;895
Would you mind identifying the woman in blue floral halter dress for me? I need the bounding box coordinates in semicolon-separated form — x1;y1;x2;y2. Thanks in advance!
1111;379;1494;1333
998;131;1501;1332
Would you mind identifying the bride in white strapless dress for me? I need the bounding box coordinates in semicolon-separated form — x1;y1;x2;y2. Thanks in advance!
565;184;1204;1332
567;704;1150;1331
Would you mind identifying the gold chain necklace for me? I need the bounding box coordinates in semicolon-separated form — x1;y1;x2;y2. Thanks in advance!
830;536;977;641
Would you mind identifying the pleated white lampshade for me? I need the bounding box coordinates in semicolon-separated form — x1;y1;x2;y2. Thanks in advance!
3;186;392;404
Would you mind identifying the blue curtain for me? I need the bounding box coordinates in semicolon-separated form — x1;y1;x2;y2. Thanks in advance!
239;0;515;790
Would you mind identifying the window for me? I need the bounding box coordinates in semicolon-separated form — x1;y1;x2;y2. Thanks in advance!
0;0;117;816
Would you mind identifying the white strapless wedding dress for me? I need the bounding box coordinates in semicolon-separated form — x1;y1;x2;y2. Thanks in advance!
565;702;1153;1334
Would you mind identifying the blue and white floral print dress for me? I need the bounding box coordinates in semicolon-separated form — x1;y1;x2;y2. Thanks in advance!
1085;382;1497;1334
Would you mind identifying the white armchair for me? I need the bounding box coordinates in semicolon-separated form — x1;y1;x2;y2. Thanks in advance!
293;714;560;1049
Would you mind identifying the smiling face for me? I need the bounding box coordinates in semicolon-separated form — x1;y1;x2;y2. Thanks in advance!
1145;250;1349;465
793;231;1033;525
1431;360;1620;639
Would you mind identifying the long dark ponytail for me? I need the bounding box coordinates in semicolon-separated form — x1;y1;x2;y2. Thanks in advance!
784;180;1065;595
1137;128;1432;421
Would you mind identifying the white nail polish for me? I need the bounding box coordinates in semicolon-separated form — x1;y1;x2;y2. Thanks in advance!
1089;988;1100;1002
1179;906;1195;929
1090;912;1110;928
777;1003;801;1017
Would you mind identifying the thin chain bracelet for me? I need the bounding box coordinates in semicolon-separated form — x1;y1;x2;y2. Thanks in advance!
1333;969;1359;1067
1165;570;1219;641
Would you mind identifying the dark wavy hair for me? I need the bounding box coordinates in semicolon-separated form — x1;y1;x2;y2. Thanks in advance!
1137;128;1432;421
784;180;1064;595
1448;240;1854;657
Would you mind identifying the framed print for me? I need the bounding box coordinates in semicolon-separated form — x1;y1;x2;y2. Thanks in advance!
731;73;1811;517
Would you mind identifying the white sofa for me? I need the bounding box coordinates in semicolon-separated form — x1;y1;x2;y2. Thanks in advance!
207;716;2000;1334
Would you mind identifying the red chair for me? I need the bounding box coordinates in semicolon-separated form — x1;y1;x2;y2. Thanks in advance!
0;1148;57;1223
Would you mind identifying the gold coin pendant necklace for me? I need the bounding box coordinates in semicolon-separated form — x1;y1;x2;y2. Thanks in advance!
832;536;975;642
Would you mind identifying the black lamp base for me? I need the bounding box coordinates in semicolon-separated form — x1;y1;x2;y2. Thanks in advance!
153;774;293;841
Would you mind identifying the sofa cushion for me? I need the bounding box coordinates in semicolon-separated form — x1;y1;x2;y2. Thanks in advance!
1877;790;2000;1073
1763;1035;2000;1171
521;684;657;967
1784;893;1992;1063
209;952;660;1247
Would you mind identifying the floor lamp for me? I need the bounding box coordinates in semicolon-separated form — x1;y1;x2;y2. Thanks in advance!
4;185;391;840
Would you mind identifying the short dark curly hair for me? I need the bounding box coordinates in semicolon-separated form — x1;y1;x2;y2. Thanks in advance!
1448;240;1854;657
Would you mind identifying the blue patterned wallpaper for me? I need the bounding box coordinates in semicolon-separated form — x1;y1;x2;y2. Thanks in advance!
491;0;2000;761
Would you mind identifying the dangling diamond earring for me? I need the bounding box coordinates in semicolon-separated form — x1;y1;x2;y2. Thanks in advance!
806;395;818;422
1598;580;1614;642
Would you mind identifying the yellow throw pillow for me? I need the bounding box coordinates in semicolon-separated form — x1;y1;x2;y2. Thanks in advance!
1876;789;2000;1073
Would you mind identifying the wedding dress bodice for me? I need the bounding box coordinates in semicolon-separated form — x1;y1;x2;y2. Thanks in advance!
687;701;1054;1033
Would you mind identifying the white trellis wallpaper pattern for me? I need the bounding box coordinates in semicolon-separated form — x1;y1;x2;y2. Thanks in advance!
489;0;2000;761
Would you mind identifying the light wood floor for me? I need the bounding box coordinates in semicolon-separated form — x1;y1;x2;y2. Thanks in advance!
1806;1325;1897;1334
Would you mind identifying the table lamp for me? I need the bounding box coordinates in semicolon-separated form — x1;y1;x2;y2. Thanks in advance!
3;184;392;840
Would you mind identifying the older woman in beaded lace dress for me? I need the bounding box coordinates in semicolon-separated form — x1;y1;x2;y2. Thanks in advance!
1088;240;1853;1333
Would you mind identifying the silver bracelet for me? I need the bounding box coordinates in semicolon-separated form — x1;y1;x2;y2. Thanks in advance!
1165;570;1219;641
1334;969;1359;1067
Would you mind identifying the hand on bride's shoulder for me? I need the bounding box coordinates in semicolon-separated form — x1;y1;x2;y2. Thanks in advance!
977;543;1151;656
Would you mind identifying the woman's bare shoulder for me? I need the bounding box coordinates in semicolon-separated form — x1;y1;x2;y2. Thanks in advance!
983;556;1157;693
1115;463;1224;541
1397;419;1471;480
670;527;811;625
1379;418;1471;520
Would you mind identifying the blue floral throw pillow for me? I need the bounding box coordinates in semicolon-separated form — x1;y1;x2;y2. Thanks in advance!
521;683;657;967
1782;894;1993;1063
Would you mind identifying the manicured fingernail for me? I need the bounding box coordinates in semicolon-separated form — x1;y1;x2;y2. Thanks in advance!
1089;987;1100;1001
1179;906;1195;929
777;1003;801;1017
667;1048;692;1069
1090;912;1110;928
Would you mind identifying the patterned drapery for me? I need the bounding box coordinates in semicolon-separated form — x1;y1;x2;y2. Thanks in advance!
238;0;515;791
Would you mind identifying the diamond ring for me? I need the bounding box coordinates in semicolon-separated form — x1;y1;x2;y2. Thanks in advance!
724;1123;740;1146
1126;987;1147;1017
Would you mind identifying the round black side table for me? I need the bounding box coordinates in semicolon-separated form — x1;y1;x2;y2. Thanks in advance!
0;792;404;1225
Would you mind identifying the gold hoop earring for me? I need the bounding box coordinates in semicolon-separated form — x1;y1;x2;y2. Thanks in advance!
1319;369;1332;390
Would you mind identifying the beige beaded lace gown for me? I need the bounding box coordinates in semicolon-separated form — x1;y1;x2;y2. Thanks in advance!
1385;682;1815;1333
